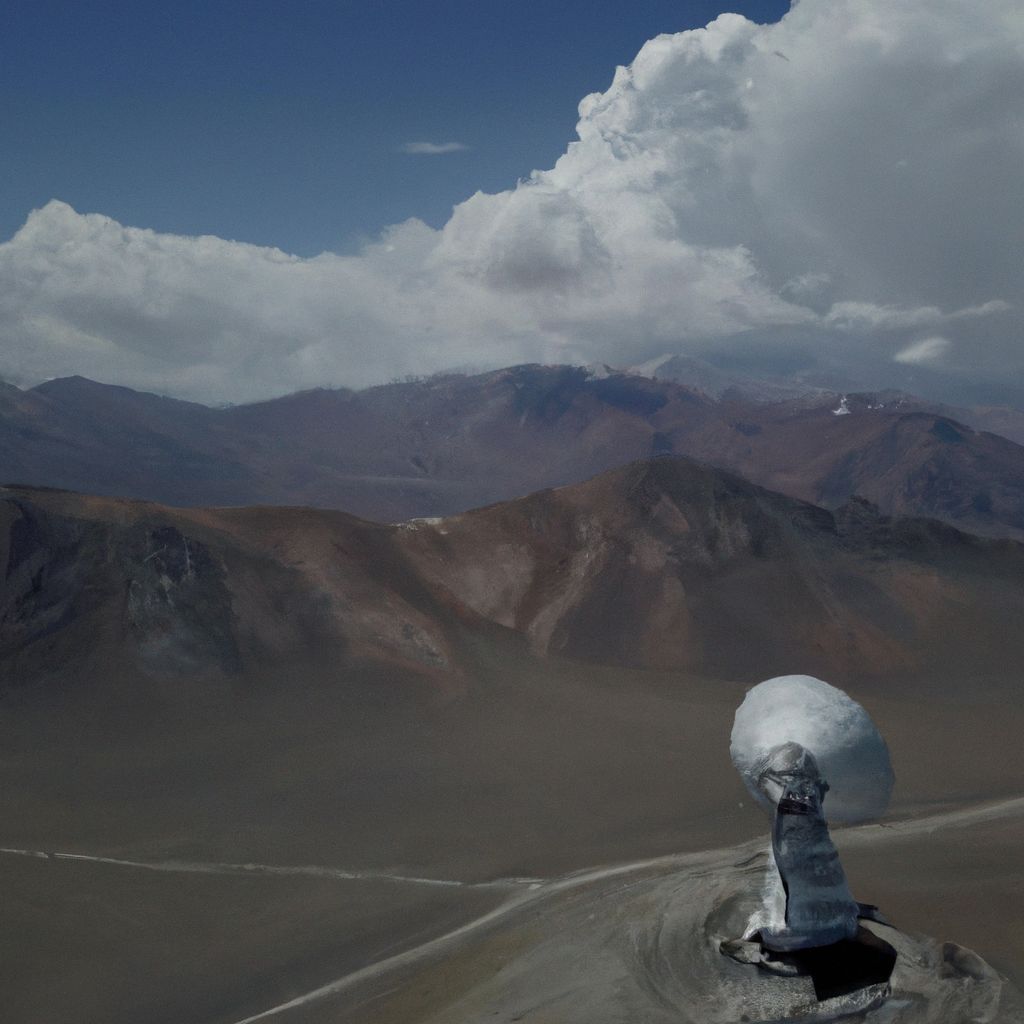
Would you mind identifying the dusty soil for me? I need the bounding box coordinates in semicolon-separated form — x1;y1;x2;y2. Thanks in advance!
257;800;1024;1024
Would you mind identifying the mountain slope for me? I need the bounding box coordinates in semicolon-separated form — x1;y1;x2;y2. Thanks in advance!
0;486;480;694
5;455;1024;693
398;457;1024;681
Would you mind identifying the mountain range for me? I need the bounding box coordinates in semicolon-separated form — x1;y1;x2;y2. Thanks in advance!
3;365;1024;539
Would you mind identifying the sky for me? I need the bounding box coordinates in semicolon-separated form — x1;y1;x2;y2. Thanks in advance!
1;0;789;254
1;0;1022;407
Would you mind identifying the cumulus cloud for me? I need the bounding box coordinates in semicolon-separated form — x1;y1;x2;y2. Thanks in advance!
400;141;470;154
1;0;1022;404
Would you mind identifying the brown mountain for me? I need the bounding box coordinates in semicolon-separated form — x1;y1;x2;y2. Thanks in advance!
3;365;1024;537
5;456;1024;692
399;456;1024;681
691;393;1024;540
0;484;478;695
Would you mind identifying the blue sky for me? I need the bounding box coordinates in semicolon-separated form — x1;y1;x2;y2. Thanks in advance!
1;0;1021;407
1;0;788;255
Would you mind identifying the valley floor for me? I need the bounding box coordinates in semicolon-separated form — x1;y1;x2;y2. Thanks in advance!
2;795;1022;1024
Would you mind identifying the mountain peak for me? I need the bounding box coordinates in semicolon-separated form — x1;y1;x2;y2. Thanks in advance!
33;374;103;390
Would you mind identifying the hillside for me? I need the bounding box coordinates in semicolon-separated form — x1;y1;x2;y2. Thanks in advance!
5;457;1024;692
400;457;1024;680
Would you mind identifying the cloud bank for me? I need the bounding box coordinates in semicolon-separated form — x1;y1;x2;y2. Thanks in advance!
1;0;1022;404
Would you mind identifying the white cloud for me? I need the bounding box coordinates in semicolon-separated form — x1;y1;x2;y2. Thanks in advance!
894;336;951;365
1;0;1023;404
400;141;470;155
825;300;1011;333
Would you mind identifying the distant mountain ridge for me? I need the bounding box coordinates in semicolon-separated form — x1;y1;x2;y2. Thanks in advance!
3;365;1024;539
637;352;1024;444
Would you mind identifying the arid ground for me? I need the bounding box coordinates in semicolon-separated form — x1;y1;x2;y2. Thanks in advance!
1;459;1022;1022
